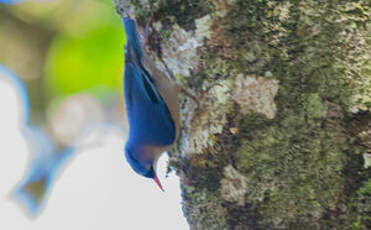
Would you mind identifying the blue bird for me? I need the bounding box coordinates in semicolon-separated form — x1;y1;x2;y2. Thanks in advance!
122;17;181;191
0;65;74;216
14;127;74;216
0;0;24;4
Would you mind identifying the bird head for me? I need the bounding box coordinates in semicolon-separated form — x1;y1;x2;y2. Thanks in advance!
124;144;164;191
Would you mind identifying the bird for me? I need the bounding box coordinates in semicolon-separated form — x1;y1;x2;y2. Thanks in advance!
14;127;74;216
0;64;75;216
122;17;181;191
2;59;124;217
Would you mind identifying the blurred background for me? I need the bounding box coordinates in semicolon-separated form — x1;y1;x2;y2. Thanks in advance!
0;0;189;229
0;0;124;126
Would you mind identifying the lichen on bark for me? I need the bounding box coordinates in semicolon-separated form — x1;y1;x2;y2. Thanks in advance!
114;0;371;229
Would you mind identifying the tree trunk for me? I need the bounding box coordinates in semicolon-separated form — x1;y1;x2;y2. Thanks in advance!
114;1;371;229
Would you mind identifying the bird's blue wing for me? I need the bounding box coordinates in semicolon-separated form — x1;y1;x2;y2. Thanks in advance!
0;64;30;123
124;56;161;104
123;17;176;146
124;60;176;146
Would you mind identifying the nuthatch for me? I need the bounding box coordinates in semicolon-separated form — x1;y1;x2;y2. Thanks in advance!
122;17;181;191
15;127;74;216
0;65;74;216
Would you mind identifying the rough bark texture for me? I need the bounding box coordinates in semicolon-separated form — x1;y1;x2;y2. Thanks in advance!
114;1;371;229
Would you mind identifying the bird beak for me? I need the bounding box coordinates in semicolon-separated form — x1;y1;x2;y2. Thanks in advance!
153;171;165;192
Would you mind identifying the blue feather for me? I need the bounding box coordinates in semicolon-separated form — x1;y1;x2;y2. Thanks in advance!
0;0;24;4
0;65;30;124
123;18;143;62
14;127;74;216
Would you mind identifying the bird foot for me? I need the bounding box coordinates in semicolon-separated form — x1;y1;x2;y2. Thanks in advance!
180;82;222;108
180;87;200;109
139;18;152;47
199;82;223;101
179;82;223;122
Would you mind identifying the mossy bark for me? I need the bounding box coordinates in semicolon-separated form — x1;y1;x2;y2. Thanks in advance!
114;1;371;229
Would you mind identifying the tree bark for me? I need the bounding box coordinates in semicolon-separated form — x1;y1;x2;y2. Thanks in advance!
114;1;371;229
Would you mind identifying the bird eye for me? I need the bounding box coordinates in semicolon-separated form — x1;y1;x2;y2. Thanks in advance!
146;165;151;171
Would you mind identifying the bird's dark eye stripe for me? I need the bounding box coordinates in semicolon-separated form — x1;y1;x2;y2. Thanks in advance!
127;149;140;164
132;155;140;165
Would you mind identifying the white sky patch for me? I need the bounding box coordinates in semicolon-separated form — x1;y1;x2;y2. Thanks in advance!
0;79;189;230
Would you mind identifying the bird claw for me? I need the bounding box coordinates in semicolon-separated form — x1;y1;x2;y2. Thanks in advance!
199;82;223;101
180;82;223;122
139;18;152;48
180;87;200;109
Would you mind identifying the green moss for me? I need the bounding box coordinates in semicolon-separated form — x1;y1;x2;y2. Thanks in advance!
155;0;211;30
346;179;371;230
129;0;211;30
159;29;171;40
351;216;362;230
235;108;360;229
185;154;222;192
358;179;371;197
302;93;325;120
182;187;229;230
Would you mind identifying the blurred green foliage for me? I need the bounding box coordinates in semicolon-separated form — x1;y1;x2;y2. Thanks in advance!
45;24;124;98
44;0;125;99
0;0;125;123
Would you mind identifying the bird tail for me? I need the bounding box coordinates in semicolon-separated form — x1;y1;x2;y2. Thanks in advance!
13;175;51;217
13;149;74;217
123;17;143;61
12;128;74;217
